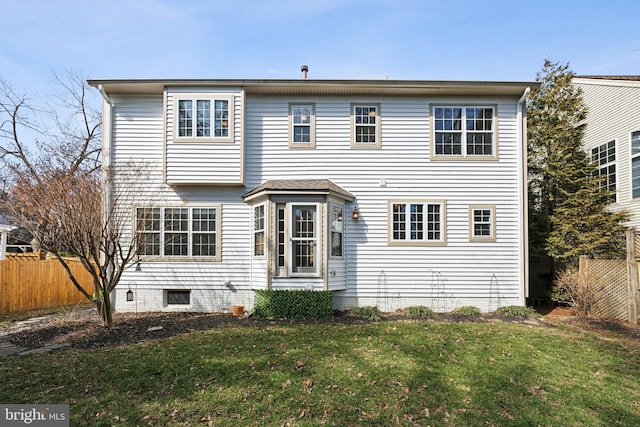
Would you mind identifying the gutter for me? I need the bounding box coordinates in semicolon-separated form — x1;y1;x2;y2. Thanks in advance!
517;87;531;303
97;84;112;105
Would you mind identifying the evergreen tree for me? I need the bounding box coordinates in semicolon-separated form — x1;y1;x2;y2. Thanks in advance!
528;60;627;272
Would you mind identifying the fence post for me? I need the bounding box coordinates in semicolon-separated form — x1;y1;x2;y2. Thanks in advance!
626;230;639;325
578;255;588;275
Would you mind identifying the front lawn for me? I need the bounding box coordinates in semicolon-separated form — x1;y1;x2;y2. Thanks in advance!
1;319;639;426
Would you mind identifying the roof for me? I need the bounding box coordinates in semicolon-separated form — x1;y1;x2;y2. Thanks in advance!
574;75;640;81
243;179;354;202
87;78;536;98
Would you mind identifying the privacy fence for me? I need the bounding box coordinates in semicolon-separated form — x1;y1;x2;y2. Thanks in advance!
578;230;640;324
0;252;94;313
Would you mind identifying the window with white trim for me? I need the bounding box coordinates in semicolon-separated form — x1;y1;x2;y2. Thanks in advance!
352;104;381;148
174;96;233;142
631;132;640;198
254;205;265;256
291;205;318;275
330;204;344;258
389;201;445;244
432;106;495;158
136;206;220;259
591;141;616;200
469;206;496;242
289;104;315;147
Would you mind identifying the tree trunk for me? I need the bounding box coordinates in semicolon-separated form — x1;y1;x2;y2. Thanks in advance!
99;289;113;327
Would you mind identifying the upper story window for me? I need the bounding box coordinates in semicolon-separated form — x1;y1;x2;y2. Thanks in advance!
174;95;233;143
432;106;496;159
388;200;446;246
135;206;221;260
351;104;381;148
469;206;496;242
289;103;315;148
591;140;616;201
631;132;640;198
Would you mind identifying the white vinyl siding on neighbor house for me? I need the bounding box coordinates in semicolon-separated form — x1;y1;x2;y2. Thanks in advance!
165;88;243;185
574;78;640;230
632;131;640;198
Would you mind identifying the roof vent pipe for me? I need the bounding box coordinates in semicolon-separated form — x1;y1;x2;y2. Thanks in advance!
301;65;309;79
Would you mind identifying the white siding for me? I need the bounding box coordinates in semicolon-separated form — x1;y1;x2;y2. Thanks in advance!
109;95;252;313
574;78;640;230
108;91;525;314
165;87;244;185
245;96;524;312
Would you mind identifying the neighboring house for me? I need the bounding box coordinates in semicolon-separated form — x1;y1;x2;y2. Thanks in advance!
89;75;534;313
0;223;17;260
573;76;640;228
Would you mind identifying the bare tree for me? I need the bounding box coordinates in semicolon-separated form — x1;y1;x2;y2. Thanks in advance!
0;71;101;184
5;164;152;326
0;73;135;326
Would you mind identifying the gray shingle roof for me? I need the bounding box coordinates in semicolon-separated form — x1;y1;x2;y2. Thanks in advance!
243;179;354;201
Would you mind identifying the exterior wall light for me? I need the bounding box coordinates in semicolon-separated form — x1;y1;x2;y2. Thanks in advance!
352;206;360;220
126;289;134;301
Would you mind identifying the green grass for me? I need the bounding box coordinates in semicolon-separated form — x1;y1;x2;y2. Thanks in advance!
1;321;639;426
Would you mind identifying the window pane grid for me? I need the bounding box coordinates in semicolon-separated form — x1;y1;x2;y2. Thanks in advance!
178;100;193;137
292;206;316;273
591;141;616;200
135;207;218;258
434;107;493;156
254;205;265;256
392;202;443;243
472;208;492;238
196;100;210;137
354;105;377;144
214;99;229;137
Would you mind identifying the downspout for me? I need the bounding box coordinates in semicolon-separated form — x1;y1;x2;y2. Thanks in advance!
97;85;114;302
517;87;531;304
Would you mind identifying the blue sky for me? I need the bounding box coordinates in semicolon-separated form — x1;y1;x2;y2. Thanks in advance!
1;0;640;96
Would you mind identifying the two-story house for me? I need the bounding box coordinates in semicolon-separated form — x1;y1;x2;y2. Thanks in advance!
89;76;533;313
573;76;640;228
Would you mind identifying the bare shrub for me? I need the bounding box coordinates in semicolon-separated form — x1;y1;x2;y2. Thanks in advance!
552;264;605;316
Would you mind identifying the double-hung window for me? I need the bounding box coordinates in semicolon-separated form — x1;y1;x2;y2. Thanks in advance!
469;206;496;242
432;106;496;159
631;132;640;198
175;95;233;142
253;205;265;257
389;200;446;245
289;103;315;147
135;206;220;259
352;104;381;148
591;140;617;202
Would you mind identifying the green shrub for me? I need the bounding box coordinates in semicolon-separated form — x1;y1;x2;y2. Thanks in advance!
496;305;541;318
253;290;333;319
404;306;435;319
350;306;384;321
451;306;481;316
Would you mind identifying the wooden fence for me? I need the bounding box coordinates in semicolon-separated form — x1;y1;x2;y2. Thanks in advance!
0;252;94;313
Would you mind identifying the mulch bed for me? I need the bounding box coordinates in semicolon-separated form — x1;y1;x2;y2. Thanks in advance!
3;306;638;353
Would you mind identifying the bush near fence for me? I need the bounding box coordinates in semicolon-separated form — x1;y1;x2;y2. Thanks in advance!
0;252;94;313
